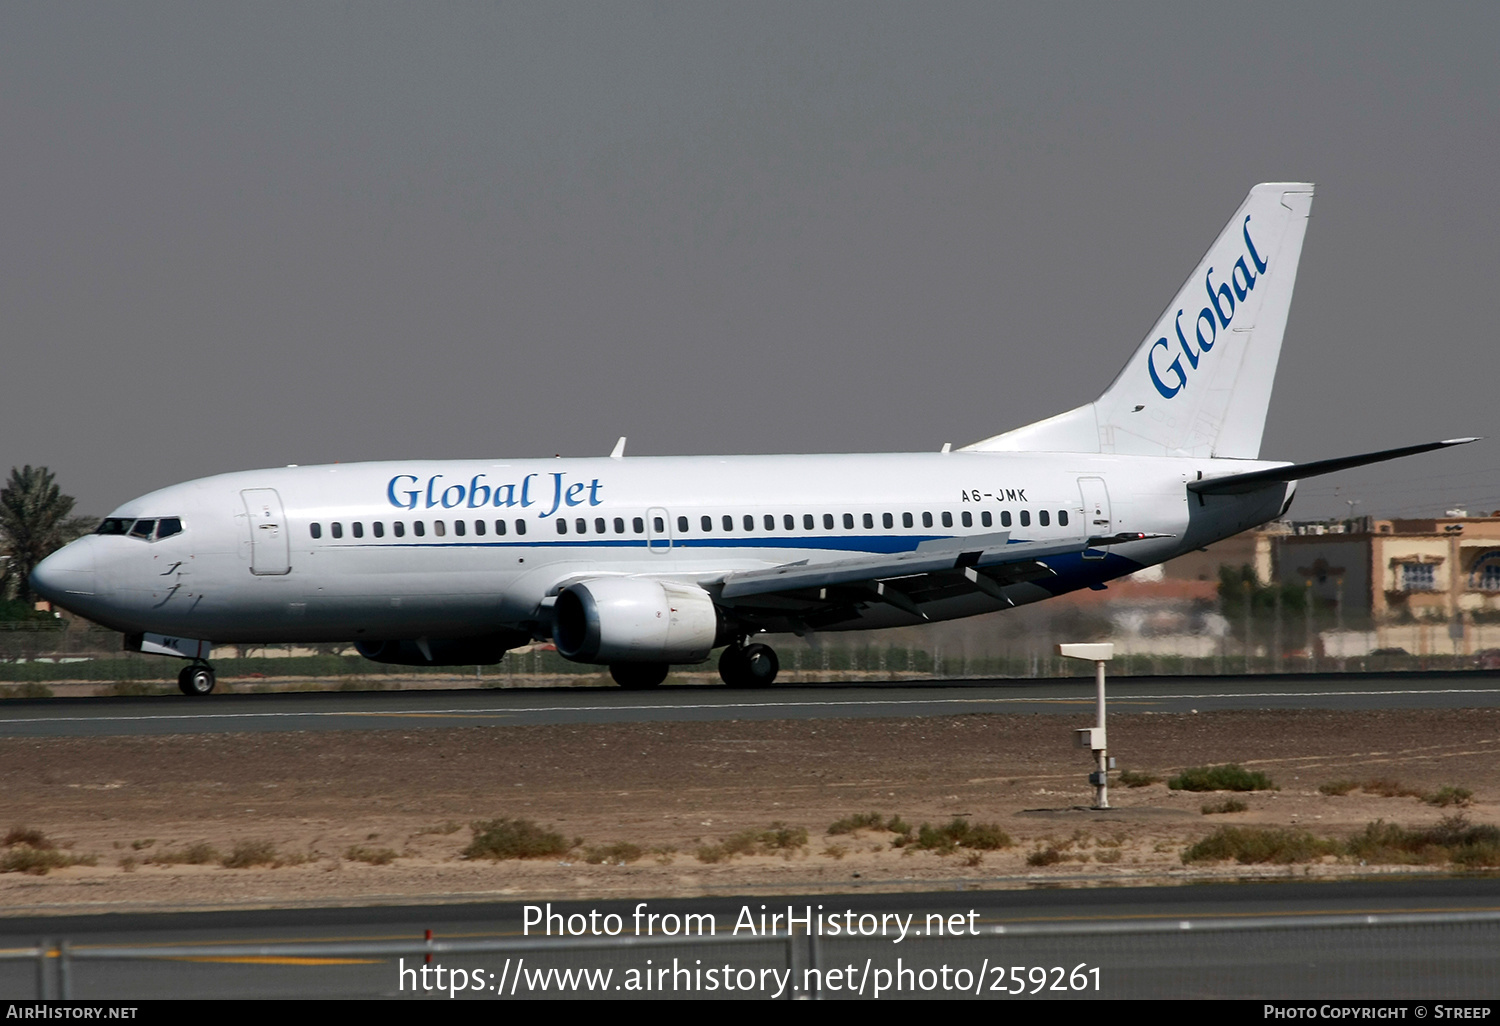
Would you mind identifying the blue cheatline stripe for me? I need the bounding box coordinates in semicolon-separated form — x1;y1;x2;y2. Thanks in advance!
334;534;1040;555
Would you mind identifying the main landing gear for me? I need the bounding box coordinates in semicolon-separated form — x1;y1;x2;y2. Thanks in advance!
177;662;216;696
719;642;779;688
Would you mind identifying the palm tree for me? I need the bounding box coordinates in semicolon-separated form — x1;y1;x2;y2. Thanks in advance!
0;466;90;605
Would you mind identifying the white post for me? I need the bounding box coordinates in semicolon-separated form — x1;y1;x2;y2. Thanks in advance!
1059;643;1115;810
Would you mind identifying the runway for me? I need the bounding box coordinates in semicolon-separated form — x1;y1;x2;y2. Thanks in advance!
5;878;1499;999
2;671;1500;738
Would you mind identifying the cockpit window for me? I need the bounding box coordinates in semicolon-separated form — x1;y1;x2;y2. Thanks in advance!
156;517;183;540
97;518;132;535
129;519;156;539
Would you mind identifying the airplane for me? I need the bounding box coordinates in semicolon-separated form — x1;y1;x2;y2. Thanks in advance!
29;182;1477;696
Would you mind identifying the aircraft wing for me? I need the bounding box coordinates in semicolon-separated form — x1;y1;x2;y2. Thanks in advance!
714;530;1160;628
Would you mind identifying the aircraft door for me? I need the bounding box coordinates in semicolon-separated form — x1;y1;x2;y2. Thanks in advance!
1078;477;1111;561
242;488;292;575
646;507;672;553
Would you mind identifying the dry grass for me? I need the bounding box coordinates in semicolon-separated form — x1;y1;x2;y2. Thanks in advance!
1118;770;1162;788
1201;798;1250;815
148;842;220;866
582;842;644;865
695;822;809;863
221;840;281;869
1182;827;1338;865
1169;765;1277;792
344;846;399;865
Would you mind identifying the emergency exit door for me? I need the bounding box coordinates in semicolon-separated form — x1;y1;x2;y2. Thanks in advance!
242;488;291;575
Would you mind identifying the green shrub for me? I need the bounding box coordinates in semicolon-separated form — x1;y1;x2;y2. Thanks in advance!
1182;827;1336;864
913;818;1012;854
4;826;52;849
0;847;91;875
463;818;573;860
1169;765;1277;792
1118;770;1162;788
1026;847;1063;867
827;812;886;835
1426;786;1474;808
149;842;220;866
1362;778;1423;799
694;823;808;863
1346;816;1500;866
1318;780;1357;796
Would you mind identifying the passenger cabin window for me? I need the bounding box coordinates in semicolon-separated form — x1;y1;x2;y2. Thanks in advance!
862;513;874;529
130;519;155;539
394;522;406;538
97;518;132;535
882;513;893;529
434;521;445;537
678;516;689;533
744;514;754;531
653;516;665;533
453;520;464;537
632;517;643;534
823;514;834;530
494;520;506;535
784;514;795;530
981;511;992;528
902;512;913;528
332;523;343;539
414;521;426;537
575;518;587;534
723;515;733;532
765;514;776;531
1039;510;1050;527
1020;510;1030;527
701;515;713;532
615;518;625;534
474;520;485;536
1058;510;1070;527
310;523;322;540
596;518;607;534
1001;511;1012;528
516;520;527;535
373;522;385;538
156;517;183;539
803;514;814;530
843;513;854;529
556;519;568;535
353;522;364;538
922;512;933;528
941;512;953;528
961;511;973;528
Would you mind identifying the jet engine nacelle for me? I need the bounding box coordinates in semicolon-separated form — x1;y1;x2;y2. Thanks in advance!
553;578;724;664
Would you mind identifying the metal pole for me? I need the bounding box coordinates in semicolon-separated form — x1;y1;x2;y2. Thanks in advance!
1305;578;1316;672
58;941;71;1000
36;938;50;1000
1094;659;1108;809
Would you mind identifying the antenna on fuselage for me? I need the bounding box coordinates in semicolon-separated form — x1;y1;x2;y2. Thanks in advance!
610;437;627;459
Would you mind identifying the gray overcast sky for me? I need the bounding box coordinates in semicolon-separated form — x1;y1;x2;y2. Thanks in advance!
3;3;1497;519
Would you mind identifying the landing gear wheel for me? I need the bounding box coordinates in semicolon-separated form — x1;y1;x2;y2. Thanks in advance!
610;663;669;690
719;643;779;688
177;664;216;696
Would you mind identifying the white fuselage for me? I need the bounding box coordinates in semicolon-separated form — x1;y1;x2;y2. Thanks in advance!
35;450;1291;649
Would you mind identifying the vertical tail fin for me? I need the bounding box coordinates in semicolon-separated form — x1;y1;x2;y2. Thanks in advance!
964;182;1314;459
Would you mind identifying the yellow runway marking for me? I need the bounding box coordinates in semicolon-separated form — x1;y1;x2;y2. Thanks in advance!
172;956;380;965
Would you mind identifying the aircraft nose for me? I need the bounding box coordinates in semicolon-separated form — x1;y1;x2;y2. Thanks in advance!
30;540;97;602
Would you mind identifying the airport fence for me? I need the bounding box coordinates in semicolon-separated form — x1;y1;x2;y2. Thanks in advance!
7;909;1500;999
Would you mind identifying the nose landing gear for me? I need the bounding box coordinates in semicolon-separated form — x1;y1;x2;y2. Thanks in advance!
177;663;216;696
719;642;779;688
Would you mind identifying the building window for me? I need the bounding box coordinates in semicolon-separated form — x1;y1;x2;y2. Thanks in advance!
1401;563;1437;591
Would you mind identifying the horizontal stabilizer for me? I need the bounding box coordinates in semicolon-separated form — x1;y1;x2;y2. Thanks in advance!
1188;438;1480;496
